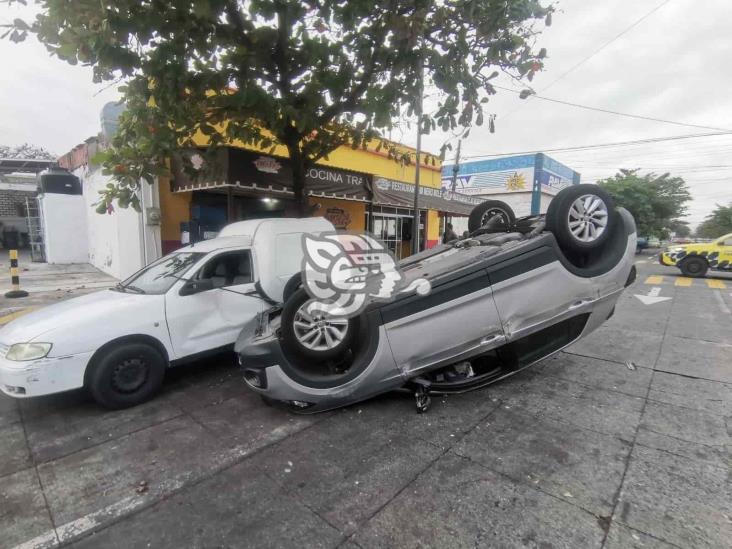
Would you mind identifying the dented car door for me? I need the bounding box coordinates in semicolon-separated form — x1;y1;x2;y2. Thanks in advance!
381;268;505;376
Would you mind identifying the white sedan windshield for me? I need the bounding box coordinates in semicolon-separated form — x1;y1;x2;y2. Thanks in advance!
119;252;205;294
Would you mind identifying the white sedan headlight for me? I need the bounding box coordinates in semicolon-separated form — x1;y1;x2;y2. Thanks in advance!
6;343;53;361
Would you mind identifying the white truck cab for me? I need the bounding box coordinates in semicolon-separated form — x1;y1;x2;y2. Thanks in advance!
0;217;334;408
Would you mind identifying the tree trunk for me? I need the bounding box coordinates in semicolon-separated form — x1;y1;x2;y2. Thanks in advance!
287;142;308;217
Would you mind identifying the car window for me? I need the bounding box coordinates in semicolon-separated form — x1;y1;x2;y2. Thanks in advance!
193;250;253;289
120;252;206;294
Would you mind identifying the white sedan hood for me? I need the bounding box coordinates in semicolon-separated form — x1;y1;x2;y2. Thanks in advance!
0;289;149;343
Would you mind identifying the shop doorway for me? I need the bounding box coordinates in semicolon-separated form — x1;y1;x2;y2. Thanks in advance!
366;206;426;260
189;191;296;238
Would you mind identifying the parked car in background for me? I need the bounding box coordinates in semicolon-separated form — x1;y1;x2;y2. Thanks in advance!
660;232;732;277
0;217;334;408
636;236;648;254
636;236;661;254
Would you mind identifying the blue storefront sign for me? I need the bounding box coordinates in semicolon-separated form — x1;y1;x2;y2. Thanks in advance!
442;153;580;215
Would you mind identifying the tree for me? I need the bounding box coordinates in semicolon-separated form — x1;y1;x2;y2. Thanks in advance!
598;169;692;238
0;143;56;160
668;219;691;238
696;203;732;239
4;0;552;213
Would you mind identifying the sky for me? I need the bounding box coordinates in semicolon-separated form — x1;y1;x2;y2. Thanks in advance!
1;0;731;227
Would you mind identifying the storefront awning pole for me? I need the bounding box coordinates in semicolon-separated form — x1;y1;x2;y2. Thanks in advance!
411;59;424;255
226;186;234;222
450;139;462;192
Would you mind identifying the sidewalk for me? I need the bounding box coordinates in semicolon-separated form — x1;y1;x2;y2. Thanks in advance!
0;251;117;319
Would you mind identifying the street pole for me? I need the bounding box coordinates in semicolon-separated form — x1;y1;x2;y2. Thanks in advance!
411;59;424;255
450;139;462;193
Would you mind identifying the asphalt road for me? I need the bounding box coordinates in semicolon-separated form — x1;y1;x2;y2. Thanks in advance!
1;254;730;549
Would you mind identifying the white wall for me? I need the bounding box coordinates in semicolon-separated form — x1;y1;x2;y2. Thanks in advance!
466;190;560;219
40;193;89;263
79;166;161;279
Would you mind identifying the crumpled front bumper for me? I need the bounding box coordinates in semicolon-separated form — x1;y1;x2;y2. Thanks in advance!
0;351;92;398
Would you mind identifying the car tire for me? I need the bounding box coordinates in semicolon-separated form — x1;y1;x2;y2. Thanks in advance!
468;200;516;233
679;256;708;278
87;342;166;409
281;288;357;361
282;273;303;303
546;184;618;253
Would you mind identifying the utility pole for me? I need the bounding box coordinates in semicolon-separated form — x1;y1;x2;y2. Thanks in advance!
411;59;424;255
450;139;462;193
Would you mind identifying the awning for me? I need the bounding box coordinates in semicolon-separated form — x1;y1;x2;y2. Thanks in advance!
171;148;371;202
372;177;484;216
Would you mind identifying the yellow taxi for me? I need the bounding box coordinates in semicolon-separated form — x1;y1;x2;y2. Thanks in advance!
660;233;732;277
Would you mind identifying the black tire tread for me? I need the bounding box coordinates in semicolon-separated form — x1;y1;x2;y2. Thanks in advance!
87;343;166;409
679;256;708;278
468;200;516;233
545;184;618;253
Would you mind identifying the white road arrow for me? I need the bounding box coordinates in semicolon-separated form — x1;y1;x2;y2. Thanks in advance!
634;286;672;305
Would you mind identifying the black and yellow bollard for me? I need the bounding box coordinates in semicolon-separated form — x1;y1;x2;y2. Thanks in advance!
5;250;29;298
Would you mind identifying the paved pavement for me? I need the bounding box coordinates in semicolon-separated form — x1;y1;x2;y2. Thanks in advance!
1;254;730;548
0;254;117;321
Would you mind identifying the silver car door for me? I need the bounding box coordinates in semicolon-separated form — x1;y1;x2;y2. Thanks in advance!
382;269;505;376
487;246;597;342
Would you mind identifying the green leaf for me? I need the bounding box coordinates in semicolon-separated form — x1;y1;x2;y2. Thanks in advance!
13;18;30;31
519;89;534;99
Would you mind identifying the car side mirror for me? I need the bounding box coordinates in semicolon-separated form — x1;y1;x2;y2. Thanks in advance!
179;278;214;296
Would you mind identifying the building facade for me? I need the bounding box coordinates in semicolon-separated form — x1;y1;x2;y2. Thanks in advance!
441;153;580;219
58;109;481;278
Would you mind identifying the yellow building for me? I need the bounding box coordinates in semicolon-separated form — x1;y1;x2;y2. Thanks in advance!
160;136;480;257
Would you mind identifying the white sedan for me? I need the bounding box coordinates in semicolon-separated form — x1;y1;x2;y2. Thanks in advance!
0;217;332;408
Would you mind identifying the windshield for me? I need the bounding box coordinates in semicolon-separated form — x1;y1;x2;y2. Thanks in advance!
117;252;206;294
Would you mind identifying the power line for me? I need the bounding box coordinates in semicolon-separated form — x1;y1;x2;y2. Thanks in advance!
457;131;732;161
540;0;675;94
500;0;675;122
493;85;732;133
568;164;732;169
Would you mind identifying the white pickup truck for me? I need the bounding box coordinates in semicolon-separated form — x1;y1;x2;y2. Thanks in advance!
0;217;333;408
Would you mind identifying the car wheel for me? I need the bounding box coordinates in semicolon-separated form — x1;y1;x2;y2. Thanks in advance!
87;342;166;409
679;256;708;277
282;273;302;303
546;184;618;252
281;289;357;361
468;200;516;233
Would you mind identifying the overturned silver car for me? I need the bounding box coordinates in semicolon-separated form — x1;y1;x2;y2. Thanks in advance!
236;184;637;413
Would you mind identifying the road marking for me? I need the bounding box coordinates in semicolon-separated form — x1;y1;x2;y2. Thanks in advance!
644;275;664;284
634;286;672;305
706;279;727;289
713;290;731;315
0;307;36;325
674;277;693;287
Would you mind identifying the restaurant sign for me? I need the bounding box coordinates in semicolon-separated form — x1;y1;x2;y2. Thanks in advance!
373;177;483;215
172;147;371;201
